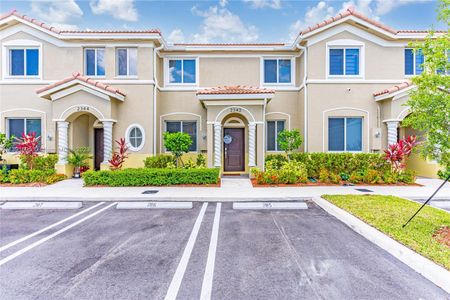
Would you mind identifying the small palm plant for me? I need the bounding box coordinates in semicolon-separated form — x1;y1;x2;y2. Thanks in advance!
68;147;92;178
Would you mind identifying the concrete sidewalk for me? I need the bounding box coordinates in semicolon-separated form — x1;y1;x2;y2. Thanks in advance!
0;178;450;202
1;177;449;202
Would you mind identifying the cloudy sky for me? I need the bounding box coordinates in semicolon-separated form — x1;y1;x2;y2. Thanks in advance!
1;0;445;43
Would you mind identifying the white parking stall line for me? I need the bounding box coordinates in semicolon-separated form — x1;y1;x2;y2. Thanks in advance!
233;202;308;210
0;202;117;267
200;203;222;300
0;202;106;253
164;202;208;300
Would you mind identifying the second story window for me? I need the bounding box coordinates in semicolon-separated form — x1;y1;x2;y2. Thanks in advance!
168;59;196;84
9;48;39;77
117;48;137;77
85;48;105;77
263;59;292;84
329;48;360;76
405;48;424;76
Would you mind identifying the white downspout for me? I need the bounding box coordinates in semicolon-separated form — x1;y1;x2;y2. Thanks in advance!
153;42;164;155
296;44;308;152
262;97;267;171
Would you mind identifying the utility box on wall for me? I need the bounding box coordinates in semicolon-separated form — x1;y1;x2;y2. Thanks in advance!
370;127;382;151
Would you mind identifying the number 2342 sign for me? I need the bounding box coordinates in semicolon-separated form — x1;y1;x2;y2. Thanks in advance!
229;107;241;113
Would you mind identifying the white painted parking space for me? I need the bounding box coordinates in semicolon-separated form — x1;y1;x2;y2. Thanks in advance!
116;201;193;209
165;202;208;300
0;202;105;253
200;203;221;300
0;202;117;267
1;202;82;210
233;202;308;210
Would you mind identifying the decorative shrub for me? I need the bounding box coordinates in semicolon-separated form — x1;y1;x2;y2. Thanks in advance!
364;169;382;184
319;169;330;183
196;153;206;167
14;132;41;170
68;147;91;175
34;154;58;171
82;168;220;186
144;154;175;168
2;169;66;184
109;138;129;170
329;173;341;184
277;129;303;161
0;132;14;161
384;135;418;173
251;160;307;184
268;153;390;178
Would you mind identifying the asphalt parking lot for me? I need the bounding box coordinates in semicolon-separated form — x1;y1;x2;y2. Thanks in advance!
0;201;448;300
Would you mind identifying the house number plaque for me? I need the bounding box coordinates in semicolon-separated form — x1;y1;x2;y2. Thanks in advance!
77;106;90;112
229;107;241;113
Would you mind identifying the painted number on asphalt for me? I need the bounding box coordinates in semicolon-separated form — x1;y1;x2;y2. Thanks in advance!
263;203;273;209
33;202;44;208
147;202;157;208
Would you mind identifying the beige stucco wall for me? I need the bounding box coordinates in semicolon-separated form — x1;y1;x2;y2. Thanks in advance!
199;57;259;87
307;28;408;80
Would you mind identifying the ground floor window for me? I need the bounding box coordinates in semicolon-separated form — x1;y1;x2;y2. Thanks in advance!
328;117;362;151
165;121;197;152
126;124;145;151
266;120;285;151
7;118;42;151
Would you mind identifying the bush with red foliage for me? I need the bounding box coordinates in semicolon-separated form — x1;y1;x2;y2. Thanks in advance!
14;132;41;170
108;138;129;170
384;135;418;173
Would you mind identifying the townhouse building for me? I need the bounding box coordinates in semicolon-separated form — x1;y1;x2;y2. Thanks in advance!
0;8;443;177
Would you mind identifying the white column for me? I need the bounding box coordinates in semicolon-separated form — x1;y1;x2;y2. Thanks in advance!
57;121;69;165
386;121;399;145
214;123;222;167
102;121;113;164
248;122;256;167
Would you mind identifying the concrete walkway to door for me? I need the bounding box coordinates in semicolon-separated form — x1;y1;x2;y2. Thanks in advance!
0;177;449;202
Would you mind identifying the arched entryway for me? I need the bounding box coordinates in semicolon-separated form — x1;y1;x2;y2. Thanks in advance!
222;114;248;172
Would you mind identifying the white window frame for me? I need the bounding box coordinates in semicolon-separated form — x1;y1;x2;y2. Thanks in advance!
115;47;138;78
2;39;42;80
125;123;145;152
84;48;106;77
261;57;295;86
326;39;365;79
164;57;199;86
5;117;43;152
404;48;423;77
327;117;363;153
266;120;286;152
164;120;198;152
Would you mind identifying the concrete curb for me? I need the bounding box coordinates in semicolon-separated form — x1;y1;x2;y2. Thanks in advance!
313;196;450;295
0;196;310;202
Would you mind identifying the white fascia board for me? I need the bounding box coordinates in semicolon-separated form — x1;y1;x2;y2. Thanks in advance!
38;79;125;101
165;45;291;51
197;93;274;100
0;15;61;39
374;85;415;102
60;33;161;40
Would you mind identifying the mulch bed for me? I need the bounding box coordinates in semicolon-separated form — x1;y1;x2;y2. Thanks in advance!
251;179;421;187
433;226;450;248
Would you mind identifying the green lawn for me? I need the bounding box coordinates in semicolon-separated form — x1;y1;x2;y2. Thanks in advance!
322;195;450;270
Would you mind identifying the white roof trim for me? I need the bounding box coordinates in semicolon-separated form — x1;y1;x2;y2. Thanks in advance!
38;79;125;101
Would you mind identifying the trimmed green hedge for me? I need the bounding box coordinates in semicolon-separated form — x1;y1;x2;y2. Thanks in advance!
82;168;220;186
266;153;390;178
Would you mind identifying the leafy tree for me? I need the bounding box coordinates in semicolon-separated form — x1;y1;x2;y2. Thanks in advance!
402;0;450;176
0;132;14;161
277;129;303;161
163;132;192;167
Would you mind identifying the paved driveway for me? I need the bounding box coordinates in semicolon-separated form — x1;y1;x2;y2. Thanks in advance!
0;201;448;299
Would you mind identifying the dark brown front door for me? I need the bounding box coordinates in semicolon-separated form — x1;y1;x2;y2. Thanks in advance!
224;128;245;172
94;128;104;170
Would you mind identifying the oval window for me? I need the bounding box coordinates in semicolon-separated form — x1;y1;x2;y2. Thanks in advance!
126;124;145;151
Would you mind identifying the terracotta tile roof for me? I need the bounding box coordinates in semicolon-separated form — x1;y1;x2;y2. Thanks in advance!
299;6;397;36
1;9;160;35
197;85;275;95
373;81;412;97
174;43;286;46
36;72;126;97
